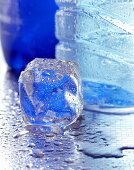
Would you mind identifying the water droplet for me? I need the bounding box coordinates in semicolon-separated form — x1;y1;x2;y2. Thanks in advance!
2;122;5;126
81;168;90;170
28;143;36;148
53;157;60;161
8;89;13;94
64;158;74;164
112;165;118;169
18;149;29;153
26;163;33;169
56;148;64;152
70;132;83;137
46;133;55;138
52;167;64;170
30;149;45;158
45;147;54;152
13;130;29;139
54;141;63;146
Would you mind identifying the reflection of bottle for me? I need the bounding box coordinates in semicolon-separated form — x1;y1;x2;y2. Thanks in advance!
56;0;134;113
0;0;58;72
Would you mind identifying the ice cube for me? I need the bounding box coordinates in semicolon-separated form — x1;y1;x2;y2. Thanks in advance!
19;58;83;131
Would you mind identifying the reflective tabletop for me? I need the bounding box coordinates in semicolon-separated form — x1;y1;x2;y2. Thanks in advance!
0;47;134;170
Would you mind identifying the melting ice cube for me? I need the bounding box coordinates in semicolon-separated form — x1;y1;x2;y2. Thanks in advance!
19;58;83;131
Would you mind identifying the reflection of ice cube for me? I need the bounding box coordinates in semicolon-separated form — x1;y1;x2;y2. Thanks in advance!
19;58;83;131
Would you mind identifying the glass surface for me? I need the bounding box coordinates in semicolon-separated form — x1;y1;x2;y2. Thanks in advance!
0;57;134;169
0;0;58;72
56;0;134;113
1;46;134;169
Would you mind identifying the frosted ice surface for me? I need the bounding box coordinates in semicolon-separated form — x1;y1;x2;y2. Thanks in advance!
19;58;83;131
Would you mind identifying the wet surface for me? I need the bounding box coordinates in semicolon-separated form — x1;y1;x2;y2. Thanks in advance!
1;63;134;169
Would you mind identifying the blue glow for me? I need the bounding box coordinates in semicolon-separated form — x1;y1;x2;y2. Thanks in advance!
0;0;58;71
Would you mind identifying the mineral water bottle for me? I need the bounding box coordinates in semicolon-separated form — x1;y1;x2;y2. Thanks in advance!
56;0;134;113
0;0;58;72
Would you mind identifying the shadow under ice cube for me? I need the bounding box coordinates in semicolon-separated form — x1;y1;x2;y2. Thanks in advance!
19;58;83;131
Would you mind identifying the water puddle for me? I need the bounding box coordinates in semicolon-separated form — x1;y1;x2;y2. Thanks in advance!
77;142;123;158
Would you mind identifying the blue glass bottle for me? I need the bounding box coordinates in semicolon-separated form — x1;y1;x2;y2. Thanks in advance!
0;0;58;72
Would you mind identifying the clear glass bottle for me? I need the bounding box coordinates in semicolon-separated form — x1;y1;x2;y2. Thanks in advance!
56;0;134;114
